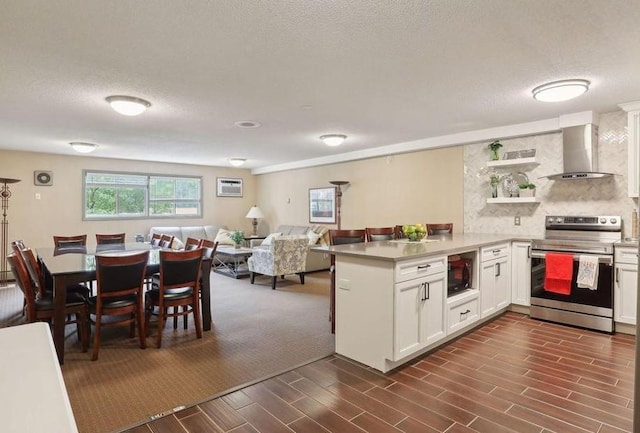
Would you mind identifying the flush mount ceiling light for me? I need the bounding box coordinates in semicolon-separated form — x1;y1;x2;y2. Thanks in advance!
320;134;347;146
532;79;590;102
105;95;151;116
229;158;246;167
234;120;261;128
70;142;98;153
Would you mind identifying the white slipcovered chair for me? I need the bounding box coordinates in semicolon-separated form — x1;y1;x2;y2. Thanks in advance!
247;235;309;290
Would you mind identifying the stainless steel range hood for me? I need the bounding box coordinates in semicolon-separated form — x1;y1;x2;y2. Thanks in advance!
544;124;613;180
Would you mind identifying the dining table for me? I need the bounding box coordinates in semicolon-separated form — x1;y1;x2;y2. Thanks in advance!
36;242;213;364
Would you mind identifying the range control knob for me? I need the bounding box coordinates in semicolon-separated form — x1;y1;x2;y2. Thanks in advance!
610;217;617;224
600;218;607;224
555;217;563;224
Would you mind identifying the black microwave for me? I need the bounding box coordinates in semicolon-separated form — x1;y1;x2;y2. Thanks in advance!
448;258;472;296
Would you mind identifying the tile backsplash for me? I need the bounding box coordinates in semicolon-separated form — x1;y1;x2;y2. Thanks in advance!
463;110;637;238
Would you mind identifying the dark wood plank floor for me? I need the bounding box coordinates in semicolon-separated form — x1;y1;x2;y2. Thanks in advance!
122;312;635;433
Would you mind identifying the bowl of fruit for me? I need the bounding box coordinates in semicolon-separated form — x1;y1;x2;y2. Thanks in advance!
402;224;427;241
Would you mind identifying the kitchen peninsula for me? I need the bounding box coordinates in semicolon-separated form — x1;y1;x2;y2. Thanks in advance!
317;233;532;372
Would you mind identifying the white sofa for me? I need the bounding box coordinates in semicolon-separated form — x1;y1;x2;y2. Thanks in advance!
148;225;227;249
251;225;331;273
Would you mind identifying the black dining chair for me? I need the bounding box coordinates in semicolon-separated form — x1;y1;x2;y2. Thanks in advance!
88;250;149;361
145;248;204;348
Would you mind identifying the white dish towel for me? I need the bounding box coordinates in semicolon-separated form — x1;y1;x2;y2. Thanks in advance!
577;255;599;290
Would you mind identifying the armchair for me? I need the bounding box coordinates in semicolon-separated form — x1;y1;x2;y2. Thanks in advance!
247;235;308;290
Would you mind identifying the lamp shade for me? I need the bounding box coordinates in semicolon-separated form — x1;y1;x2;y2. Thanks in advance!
245;206;265;219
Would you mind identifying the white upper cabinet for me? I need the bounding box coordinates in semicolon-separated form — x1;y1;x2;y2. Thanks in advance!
619;101;640;197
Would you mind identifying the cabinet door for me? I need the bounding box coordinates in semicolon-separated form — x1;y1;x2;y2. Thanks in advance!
480;255;511;318
394;272;446;360
420;272;446;347
394;278;422;359
615;263;637;325
495;255;511;310
511;242;531;306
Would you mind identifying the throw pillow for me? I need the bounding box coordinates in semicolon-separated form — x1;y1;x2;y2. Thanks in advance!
261;232;283;246
214;228;235;245
307;230;321;245
312;224;330;246
171;238;185;250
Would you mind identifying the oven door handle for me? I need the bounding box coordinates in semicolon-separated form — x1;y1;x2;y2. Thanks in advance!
530;250;613;265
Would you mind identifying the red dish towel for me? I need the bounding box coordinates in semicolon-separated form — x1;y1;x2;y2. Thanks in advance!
544;253;574;295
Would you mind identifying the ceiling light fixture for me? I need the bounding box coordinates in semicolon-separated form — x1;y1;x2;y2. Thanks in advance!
70;142;98;153
234;120;261;128
320;134;347;146
229;158;246;167
532;79;590;102
105;95;151;116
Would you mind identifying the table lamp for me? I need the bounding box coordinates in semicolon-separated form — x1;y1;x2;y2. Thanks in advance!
245;205;265;237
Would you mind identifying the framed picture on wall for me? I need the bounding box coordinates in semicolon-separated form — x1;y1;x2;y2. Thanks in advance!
217;177;243;197
309;187;336;224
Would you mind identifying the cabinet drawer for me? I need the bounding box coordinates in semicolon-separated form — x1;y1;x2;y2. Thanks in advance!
448;294;479;334
481;243;510;262
615;247;638;265
395;256;446;283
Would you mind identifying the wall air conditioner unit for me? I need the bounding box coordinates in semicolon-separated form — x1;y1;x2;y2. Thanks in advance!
216;177;243;197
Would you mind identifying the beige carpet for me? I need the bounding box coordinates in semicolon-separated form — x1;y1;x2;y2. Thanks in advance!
0;271;335;433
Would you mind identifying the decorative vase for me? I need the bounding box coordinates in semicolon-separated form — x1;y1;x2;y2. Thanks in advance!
490;149;500;160
491;183;499;198
519;188;535;198
234;243;241;249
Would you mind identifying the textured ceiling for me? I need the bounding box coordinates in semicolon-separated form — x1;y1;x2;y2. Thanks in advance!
1;0;639;170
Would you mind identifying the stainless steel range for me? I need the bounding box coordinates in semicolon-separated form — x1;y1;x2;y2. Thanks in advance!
530;215;621;332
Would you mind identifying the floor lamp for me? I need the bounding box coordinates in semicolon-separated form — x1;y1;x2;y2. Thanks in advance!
1;177;20;287
329;181;349;230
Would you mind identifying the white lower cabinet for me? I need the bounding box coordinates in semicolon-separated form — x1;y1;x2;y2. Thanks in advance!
480;243;511;318
394;271;446;360
614;246;638;325
511;241;531;306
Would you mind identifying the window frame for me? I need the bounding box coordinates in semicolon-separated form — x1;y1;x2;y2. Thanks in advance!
83;170;203;221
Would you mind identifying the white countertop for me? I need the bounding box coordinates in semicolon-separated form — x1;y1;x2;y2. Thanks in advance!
313;233;537;262
0;323;78;433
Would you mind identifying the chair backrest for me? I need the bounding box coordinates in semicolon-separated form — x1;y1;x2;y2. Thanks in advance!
150;233;162;246
96;233;126;245
11;240;26;254
95;251;149;298
159;248;204;290
20;248;48;298
365;227;395;242
199;239;218;274
159;234;175;249
269;236;308;273
329;229;366;246
427;223;453;235
394;225;405;239
53;234;87;248
7;254;37;321
184;237;202;250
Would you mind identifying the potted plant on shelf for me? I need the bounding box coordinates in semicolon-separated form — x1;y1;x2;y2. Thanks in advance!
518;183;536;197
488;140;503;161
230;230;245;248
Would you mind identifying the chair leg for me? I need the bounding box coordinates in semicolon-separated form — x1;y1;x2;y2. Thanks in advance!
250;272;255;284
271;276;277;290
156;307;166;348
137;302;146;349
173;306;178;329
91;312;101;361
79;310;89;353
183;306;188;330
299;272;305;285
192;295;202;339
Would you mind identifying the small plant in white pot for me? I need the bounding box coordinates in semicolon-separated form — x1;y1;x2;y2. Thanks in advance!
230;230;245;248
518;183;536;197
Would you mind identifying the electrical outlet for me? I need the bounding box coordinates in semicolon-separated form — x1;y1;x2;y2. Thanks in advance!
514;216;521;226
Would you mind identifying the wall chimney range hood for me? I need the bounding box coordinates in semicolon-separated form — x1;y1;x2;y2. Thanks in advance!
544;124;613;180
